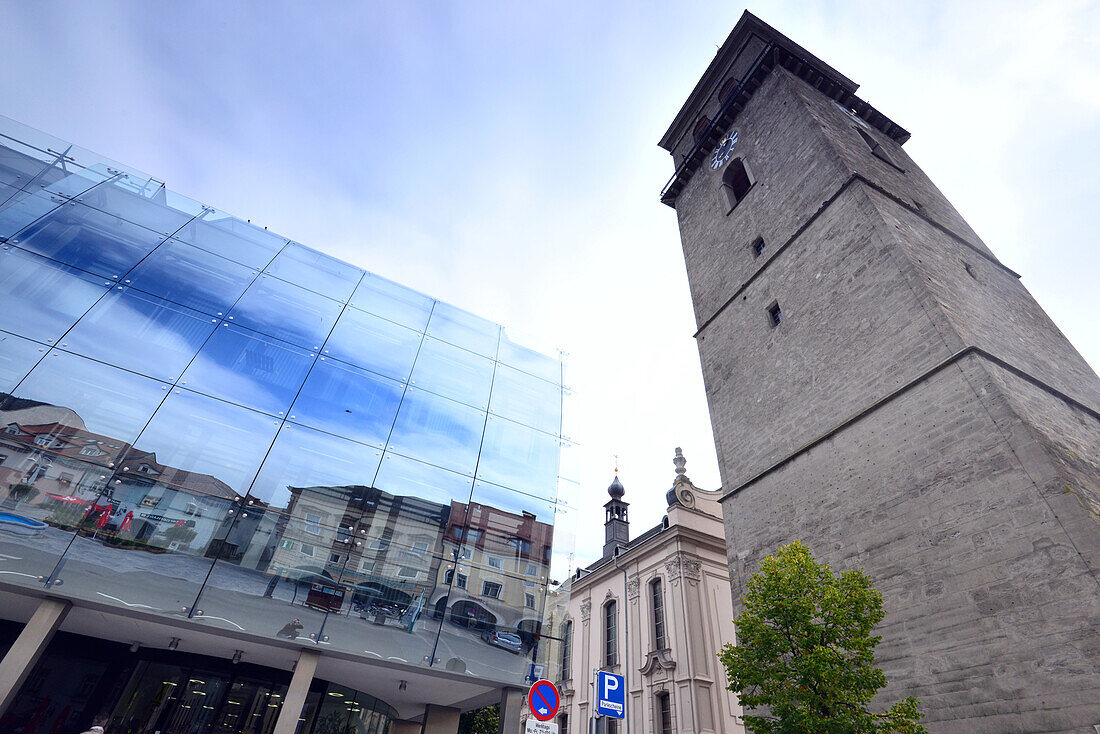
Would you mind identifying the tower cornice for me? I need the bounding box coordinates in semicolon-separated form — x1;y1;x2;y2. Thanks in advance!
658;11;909;207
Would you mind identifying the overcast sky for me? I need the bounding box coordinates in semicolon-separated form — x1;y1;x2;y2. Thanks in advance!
3;1;1097;569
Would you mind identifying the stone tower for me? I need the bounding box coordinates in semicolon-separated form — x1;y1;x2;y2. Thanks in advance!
603;474;629;558
659;11;1100;734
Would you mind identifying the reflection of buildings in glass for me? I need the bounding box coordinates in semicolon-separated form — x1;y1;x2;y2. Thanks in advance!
0;393;235;551
431;500;553;647
269;484;450;612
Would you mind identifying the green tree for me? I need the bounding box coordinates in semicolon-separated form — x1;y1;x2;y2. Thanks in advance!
718;541;926;734
457;704;498;734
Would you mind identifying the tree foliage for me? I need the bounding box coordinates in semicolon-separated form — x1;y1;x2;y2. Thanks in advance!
718;541;926;734
457;704;498;734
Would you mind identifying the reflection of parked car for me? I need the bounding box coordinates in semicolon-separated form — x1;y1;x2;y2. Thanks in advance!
480;629;523;654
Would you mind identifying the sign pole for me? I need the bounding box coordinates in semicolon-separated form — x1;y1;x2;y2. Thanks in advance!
590;668;597;734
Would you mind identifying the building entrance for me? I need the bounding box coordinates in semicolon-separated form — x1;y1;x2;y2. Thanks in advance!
0;626;398;734
109;661;284;734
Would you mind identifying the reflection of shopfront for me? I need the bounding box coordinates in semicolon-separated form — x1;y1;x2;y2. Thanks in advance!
448;600;496;630
0;625;397;734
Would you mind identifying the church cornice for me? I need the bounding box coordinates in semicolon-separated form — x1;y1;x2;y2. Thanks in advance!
638;648;677;675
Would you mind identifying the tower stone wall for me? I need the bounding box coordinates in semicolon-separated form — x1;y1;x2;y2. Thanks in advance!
662;12;1100;733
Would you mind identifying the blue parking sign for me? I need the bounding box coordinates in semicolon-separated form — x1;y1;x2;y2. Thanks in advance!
595;671;625;719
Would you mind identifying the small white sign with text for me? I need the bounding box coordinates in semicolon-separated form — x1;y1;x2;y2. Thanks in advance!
525;719;558;734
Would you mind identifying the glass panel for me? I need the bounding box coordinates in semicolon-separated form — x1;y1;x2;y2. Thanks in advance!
425;303;500;358
126;238;256;317
174;217;282;270
131;389;279;499
0;454;108;588
63;288;218;382
228;277;343;351
373;452;473;508
349;274;434;332
0;330;45;394
8;201;166;279
488;364;562;435
0;188;65;237
0;119;57;189
498;327;562;384
431;550;541;684
75;179;194;237
407;337;494;410
306;478;451;662
0;180;18;208
192;424;381;646
197;209;288;254
264;243;362;302
12;350;171;450
476;415;561;501
385;387;485;477
48;390;279;614
181;325;315;417
288;359;404;448
322;307;422;383
0;355;169;591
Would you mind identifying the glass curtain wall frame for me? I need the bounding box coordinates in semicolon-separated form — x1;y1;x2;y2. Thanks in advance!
0;114;571;687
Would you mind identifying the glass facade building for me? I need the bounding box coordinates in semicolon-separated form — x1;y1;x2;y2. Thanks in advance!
0;114;575;731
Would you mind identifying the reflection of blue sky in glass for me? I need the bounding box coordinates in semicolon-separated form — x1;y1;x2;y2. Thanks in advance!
289;358;404;447
174;216;283;270
489;364;561;435
15;351;169;444
470;480;555;525
182;324;315;416
0;331;42;393
65;288;218;382
387;387;486;476
426;302;500;358
265;242;363;302
76;181;194;237
0;189;64;237
12;201;165;278
134;388;280;495
374;451;473;508
477;415;560;500
350;273;434;332
0;248;110;343
229;275;343;350
408;337;494;409
126;238;256;316
246;422;384;509
322;306;422;382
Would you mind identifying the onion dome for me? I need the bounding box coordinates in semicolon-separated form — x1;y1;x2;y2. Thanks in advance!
607;475;625;499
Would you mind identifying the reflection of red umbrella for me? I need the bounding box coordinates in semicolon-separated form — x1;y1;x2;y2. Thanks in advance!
120;511;134;532
96;504;112;528
45;494;90;505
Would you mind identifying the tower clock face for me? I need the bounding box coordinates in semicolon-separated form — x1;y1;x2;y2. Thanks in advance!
710;129;739;170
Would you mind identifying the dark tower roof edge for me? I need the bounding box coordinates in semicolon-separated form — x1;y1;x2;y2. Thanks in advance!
657;11;909;206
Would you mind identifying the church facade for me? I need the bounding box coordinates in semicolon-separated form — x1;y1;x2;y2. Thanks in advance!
660;12;1100;733
540;452;744;734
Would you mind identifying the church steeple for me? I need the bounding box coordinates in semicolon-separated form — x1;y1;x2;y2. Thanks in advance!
603;470;630;558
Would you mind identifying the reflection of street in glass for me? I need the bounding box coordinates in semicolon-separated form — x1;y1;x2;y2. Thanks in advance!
276;618;302;639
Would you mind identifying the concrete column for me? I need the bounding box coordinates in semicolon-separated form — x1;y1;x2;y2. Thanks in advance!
422;704;460;734
272;650;320;734
391;721;421;734
498;688;523;734
0;598;71;719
